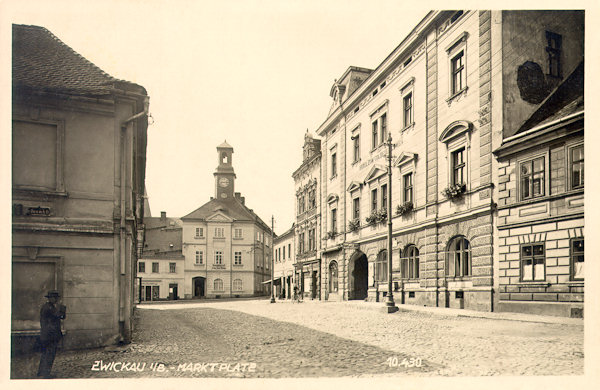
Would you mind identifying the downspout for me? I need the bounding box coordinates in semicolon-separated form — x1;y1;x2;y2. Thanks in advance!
119;96;149;341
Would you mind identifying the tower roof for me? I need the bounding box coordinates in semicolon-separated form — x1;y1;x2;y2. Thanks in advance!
217;140;233;149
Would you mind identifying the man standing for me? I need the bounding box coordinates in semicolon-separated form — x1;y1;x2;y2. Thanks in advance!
37;290;66;378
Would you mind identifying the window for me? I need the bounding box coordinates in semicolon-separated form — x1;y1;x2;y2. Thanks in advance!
138;262;145;273
331;208;337;233
451;148;465;186
329;261;338;292
353;197;360;220
152;262;159;273
380;113;387;144
520;156;545;200
298;194;305;214
381;184;387;211
215;227;224;238
375;250;388;282
299;232;305;253
372;120;378;149
570;145;584;189
403;172;413;203
288;244;291;259
214;278;224;291
195;227;204;238
446;237;471;277
283;246;286;260
169;262;176;273
195;251;203;265
402;245;420;279
403;92;413;128
546;31;562;77
451;50;465;95
308;189;316;209
331;152;337;177
233;279;243;291
308;229;315;251
214;251;223;265
371;188;378;213
234;251;242;265
353;134;360;163
570;239;584;280
234;228;243;239
521;243;545;281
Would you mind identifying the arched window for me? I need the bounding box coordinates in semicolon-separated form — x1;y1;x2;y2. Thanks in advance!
375;250;387;282
214;278;224;291
221;152;228;164
446;236;471;277
329;261;338;292
402;245;420;279
233;279;242;291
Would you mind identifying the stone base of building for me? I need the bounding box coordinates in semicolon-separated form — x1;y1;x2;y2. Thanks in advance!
497;300;583;318
392;288;493;312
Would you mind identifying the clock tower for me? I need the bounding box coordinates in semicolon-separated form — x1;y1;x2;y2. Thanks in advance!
214;141;236;200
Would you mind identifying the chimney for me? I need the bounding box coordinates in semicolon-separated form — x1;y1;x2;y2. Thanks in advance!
160;211;166;221
241;196;245;205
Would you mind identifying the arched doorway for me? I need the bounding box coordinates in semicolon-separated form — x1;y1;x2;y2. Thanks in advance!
329;261;338;293
348;251;368;300
192;277;205;298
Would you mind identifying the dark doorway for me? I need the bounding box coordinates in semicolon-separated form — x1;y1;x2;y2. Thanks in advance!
349;252;368;300
144;286;152;301
169;284;178;300
192;277;205;298
311;271;318;299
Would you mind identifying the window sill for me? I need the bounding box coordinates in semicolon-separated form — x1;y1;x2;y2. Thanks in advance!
402;122;415;132
446;86;468;106
233;264;243;267
213;237;225;240
233;237;243;240
370;144;386;154
193;263;204;267
499;188;584;210
194;236;205;240
352;159;361;166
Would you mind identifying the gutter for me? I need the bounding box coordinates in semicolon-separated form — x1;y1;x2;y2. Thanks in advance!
501;110;583;144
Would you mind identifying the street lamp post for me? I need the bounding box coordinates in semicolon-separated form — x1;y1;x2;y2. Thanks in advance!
385;133;399;313
270;215;276;303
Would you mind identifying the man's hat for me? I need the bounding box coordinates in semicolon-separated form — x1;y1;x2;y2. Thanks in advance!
45;290;60;298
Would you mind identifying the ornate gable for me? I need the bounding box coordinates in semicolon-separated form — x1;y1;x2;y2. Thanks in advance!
346;181;363;193
206;210;234;222
393;152;418;167
439;120;473;143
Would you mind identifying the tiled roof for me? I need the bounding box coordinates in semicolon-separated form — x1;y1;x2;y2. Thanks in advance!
142;216;183;258
182;197;271;232
12;24;144;96
516;61;584;133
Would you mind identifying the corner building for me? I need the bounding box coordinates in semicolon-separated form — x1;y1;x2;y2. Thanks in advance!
181;142;273;298
315;10;583;314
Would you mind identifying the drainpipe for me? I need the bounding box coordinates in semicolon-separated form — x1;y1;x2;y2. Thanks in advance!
119;97;150;341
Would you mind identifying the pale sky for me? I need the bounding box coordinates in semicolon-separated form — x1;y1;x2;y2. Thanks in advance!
2;0;590;234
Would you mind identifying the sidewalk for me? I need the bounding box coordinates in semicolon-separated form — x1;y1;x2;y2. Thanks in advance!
271;297;583;325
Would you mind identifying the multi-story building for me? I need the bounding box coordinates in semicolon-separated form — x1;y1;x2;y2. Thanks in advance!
181;142;273;298
493;60;583;317
293;132;322;299
273;224;296;299
311;10;583;316
11;24;149;351
138;212;185;301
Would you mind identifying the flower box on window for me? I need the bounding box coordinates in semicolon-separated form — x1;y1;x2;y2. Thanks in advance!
442;183;466;200
347;218;361;232
396;201;414;216
327;231;337;239
366;208;387;225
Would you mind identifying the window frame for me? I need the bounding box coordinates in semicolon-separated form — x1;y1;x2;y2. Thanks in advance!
352;132;360;163
403;172;413;203
331;208;337;233
451;147;466;186
352;197;360;221
152;262;159;273
445;32;469;102
520;243;546;282
214;278;224;291
234;251;242;265
569;144;584;190
401;245;420;279
138;261;145;273
214;250;223;265
195;250;203;265
570;238;584;281
519;155;546;201
234;228;243;239
169;262;176;273
546;31;562;78
445;236;471;278
450;50;465;95
375;250;388;282
371;188;378;213
403;92;413;129
233;278;243;291
381;184;387;211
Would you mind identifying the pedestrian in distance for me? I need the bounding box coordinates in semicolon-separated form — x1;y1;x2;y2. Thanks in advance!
37;290;66;379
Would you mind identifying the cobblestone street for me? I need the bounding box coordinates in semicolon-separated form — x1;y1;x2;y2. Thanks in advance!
11;299;583;379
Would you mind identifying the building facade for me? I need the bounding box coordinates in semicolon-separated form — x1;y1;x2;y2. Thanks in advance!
138;212;185;301
293;133;322;300
308;10;583;316
12;24;149;351
274;224;296;299
181;142;273;298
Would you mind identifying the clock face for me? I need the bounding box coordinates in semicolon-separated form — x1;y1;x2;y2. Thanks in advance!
219;178;229;187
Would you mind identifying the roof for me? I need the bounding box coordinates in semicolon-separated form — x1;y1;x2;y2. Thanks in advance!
182;197;271;232
12;24;145;96
274;223;295;243
142;216;184;259
217;140;233;149
516;61;583;133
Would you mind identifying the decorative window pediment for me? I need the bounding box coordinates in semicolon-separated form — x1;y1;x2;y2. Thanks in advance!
347;181;363;193
364;164;388;184
394;152;418;167
327;194;339;204
439;120;473;143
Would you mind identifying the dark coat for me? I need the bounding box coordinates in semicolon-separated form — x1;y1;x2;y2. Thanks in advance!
39;302;66;344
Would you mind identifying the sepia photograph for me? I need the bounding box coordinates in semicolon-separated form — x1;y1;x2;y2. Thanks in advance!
1;0;597;388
